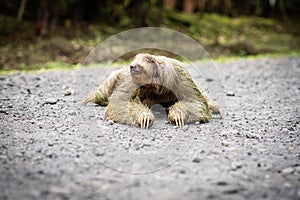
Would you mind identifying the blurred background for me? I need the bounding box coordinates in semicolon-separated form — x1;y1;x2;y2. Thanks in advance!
0;0;300;71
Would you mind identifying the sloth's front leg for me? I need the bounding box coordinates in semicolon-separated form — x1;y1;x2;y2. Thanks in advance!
130;103;154;129
168;101;211;127
168;105;187;127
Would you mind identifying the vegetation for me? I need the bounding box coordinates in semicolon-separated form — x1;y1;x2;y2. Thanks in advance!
0;0;299;71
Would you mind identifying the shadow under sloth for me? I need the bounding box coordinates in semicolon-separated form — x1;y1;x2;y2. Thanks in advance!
83;53;221;129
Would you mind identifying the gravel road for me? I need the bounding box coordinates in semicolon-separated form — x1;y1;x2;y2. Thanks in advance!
1;57;299;200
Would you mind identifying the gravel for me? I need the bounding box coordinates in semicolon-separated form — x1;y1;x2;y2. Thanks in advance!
0;57;299;199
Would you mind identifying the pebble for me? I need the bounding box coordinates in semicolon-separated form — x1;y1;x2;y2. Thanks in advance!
50;186;70;195
216;181;228;186
95;150;105;157
132;180;141;187
283;182;292;188
0;109;8;114
107;120;114;125
194;121;200;125
192;157;201;163
44;98;58;105
182;125;189;131
246;132;259;139
63;89;72;96
221;140;229;147
48;142;54;146
281;167;294;174
68;111;76;116
231;161;242;170
226;91;235;96
232;129;240;135
223;188;240;194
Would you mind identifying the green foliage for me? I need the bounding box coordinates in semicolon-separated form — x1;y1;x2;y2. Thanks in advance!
0;12;299;72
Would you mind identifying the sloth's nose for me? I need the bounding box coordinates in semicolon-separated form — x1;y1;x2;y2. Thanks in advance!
130;65;135;70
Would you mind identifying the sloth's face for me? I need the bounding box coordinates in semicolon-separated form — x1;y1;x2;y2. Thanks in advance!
130;54;160;85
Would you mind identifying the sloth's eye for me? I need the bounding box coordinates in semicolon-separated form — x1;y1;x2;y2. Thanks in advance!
130;65;135;70
136;65;144;70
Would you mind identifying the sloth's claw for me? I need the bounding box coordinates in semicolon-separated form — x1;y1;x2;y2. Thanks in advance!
138;112;154;129
174;114;184;127
169;109;186;128
82;92;95;105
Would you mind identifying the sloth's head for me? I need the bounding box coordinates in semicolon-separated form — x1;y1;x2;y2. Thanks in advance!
130;53;161;85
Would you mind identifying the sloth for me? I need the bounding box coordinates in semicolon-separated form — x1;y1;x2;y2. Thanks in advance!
83;53;221;129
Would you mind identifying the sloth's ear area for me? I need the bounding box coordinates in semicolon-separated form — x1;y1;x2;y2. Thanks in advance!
152;61;160;78
144;54;155;63
145;55;160;78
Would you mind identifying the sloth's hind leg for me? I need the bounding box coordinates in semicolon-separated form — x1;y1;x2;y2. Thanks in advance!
168;101;211;127
106;101;154;129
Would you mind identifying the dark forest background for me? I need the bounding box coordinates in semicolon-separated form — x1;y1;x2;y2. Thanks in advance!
1;0;300;70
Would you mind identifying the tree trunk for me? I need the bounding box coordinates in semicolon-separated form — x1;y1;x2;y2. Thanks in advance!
17;0;27;21
50;3;59;32
163;0;176;9
36;0;49;36
183;0;195;13
260;0;271;17
197;0;207;11
276;0;288;20
223;0;232;15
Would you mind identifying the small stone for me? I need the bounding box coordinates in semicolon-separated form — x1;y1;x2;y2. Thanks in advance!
206;78;214;82
221;140;229;147
246;133;259;139
141;143;151;148
132;180;141;187
68;111;76;116
63;89;72;96
95;150;105;157
281;167;294;174
192;157;201;163
133;143;142;151
231;162;242;170
107;120;114;125
195;121;200;125
182;125;189;131
223;188;239;194
232;129;240;135
226;91;235;96
220;131;228;137
44;98;58;105
50;186;70;195
0;109;8;114
297;189;300;197
283;182;292;188
216;181;228;186
7;82;14;87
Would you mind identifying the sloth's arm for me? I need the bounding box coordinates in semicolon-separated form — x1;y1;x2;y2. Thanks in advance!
82;69;124;106
168;67;212;126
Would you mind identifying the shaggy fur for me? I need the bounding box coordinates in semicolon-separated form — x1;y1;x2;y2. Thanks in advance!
83;53;221;128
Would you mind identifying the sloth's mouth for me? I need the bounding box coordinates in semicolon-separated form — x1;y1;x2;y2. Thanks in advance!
130;68;142;74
